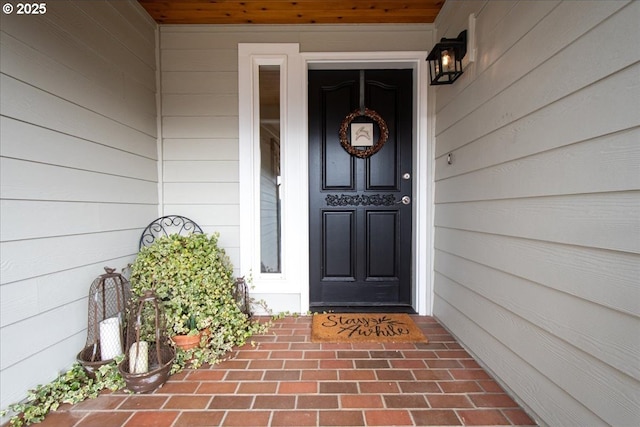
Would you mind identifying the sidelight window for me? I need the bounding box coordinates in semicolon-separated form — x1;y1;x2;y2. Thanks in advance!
259;66;282;273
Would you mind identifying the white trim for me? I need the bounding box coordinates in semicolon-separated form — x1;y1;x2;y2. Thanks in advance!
302;51;433;315
155;26;164;217
240;46;434;315
418;54;436;316
239;44;305;296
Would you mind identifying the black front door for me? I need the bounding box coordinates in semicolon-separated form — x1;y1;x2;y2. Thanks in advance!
309;69;413;312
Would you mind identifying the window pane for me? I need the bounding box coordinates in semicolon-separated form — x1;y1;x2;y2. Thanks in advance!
259;66;281;273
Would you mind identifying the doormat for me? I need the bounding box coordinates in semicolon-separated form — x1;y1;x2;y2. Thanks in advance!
311;313;428;343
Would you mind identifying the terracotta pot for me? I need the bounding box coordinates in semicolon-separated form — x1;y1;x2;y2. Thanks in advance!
171;333;201;350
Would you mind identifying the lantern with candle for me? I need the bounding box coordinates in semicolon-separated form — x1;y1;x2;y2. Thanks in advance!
77;267;130;377
119;289;175;393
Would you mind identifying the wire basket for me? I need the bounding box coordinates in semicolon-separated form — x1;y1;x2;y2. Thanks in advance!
118;290;175;393
77;267;130;377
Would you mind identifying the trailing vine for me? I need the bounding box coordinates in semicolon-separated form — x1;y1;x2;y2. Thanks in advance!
0;357;125;427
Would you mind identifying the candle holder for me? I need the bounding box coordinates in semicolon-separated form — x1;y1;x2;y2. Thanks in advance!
119;290;175;393
77;267;130;378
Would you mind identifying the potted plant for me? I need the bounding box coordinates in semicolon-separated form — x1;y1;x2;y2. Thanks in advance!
171;314;201;350
129;232;265;365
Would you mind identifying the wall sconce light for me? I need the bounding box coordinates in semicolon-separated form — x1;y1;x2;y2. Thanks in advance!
426;30;467;85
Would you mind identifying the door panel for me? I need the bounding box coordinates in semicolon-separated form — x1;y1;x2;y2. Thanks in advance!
309;69;413;312
323;211;355;278
367;211;397;278
323;81;356;190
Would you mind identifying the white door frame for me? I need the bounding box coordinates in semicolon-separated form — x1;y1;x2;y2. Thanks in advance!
239;45;434;315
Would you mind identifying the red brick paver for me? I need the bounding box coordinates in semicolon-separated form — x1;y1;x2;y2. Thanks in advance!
12;316;537;426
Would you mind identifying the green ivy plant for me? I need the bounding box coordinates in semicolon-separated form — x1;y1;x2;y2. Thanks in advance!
129;233;270;367
0;357;125;427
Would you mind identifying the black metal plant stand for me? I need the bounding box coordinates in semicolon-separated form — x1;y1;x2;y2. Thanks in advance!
138;215;203;250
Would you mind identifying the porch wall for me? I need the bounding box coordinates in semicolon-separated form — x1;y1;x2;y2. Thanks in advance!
0;1;158;410
432;1;640;426
159;24;433;312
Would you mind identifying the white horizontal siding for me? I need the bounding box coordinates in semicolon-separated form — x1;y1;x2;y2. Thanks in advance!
0;229;141;292
436;227;639;317
162;49;238;72
298;27;432;52
435;0;632;129
162;205;241;226
0;200;153;241
433;1;640;426
163;183;240;205
436;249;640;381
164;139;239;161
1;117;157;182
435;97;639;184
161;24;431;51
435;191;640;254
163;94;239;117
433;295;616;427
0;332;87;424
164;161;239;182
436;128;640;202
162;71;238;94
73;0;155;67
0;257;133;327
0;20;156;137
0;158;157;204
162;116;239;139
1;299;88;370
435;274;639;426
202;226;240;249
0;74;156;159
41;2;155;91
0;0;157;411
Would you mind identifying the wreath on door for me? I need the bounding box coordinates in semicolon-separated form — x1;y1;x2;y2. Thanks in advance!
339;108;389;159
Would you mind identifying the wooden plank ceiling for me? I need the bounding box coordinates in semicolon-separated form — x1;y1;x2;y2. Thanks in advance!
138;0;444;25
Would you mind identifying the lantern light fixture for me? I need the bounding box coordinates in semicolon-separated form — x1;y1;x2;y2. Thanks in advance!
426;30;468;85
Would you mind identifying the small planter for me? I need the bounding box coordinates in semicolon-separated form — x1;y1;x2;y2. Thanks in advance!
172;333;201;350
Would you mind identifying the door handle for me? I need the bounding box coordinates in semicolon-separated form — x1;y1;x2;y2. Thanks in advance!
396;195;411;205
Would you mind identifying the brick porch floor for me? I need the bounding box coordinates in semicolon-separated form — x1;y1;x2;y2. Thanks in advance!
31;316;537;426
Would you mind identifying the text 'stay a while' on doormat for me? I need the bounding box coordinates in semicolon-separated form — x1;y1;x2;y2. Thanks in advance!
311;313;428;343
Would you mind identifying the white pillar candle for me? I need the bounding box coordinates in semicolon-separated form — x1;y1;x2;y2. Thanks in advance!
129;341;149;374
99;317;123;361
